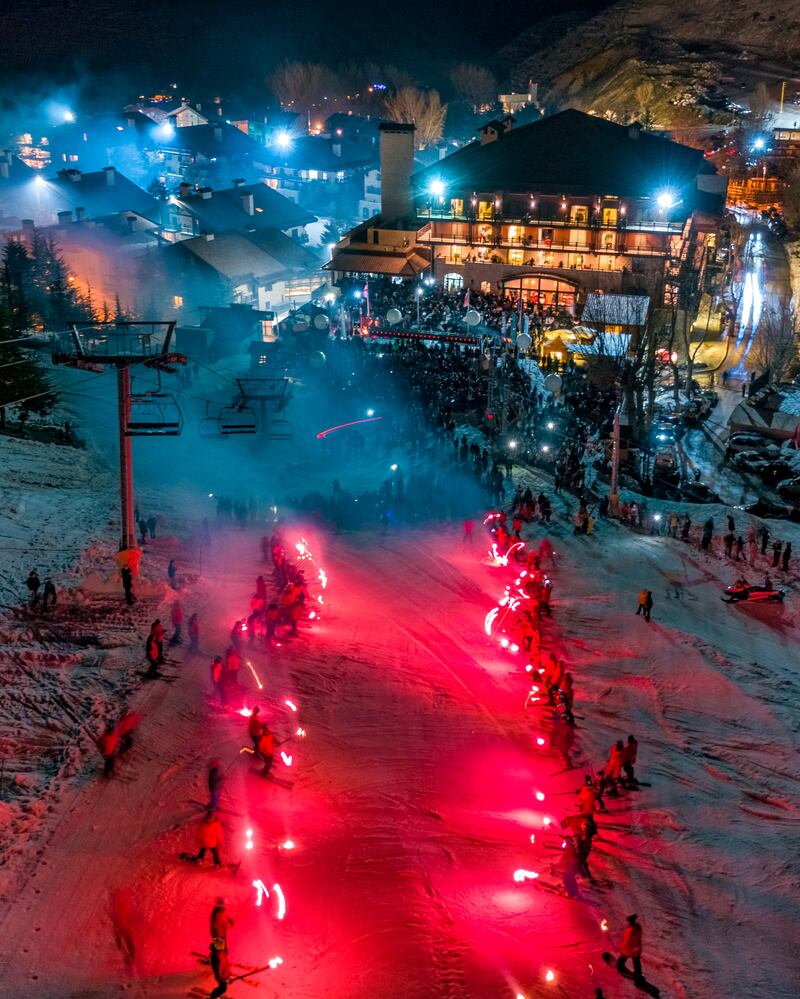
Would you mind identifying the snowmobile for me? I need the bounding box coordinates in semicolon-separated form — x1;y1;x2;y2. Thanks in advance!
722;579;785;604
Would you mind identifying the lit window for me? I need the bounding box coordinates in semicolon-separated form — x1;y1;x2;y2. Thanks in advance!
255;206;264;212
173;295;183;309
308;170;319;180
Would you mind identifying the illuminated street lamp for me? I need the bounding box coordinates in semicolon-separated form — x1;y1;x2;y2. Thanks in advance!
415;285;423;325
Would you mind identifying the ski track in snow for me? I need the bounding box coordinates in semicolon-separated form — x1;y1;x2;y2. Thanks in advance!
0;431;799;996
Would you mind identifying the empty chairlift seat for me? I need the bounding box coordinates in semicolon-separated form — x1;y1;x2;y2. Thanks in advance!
126;394;183;436
218;405;258;435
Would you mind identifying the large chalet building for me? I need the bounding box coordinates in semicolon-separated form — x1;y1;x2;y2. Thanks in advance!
328;110;726;314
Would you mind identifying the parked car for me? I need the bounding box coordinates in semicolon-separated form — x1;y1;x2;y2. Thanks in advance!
777;476;800;501
760;461;794;486
652;423;676;445
680;482;722;503
725;433;771;456
742;499;799;521
696;388;719;409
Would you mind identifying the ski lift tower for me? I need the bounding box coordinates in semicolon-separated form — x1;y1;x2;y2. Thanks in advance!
52;321;186;552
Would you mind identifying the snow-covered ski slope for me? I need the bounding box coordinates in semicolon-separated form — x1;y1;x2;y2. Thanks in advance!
0;493;797;998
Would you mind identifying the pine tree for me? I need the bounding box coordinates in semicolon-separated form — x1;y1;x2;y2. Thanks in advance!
0;255;56;431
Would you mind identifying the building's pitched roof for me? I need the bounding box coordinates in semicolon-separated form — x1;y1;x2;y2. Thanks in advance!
581;292;650;327
324;249;430;277
243;228;321;272
152;122;261;159
169;230;284;282
414;109;716;201
45;167;160;221
254;135;376;172
173;182;314;232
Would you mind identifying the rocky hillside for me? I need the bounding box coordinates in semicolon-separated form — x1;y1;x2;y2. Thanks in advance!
500;0;800;128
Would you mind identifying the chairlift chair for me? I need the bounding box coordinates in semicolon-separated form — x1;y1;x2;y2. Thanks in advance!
126;375;183;436
218;404;258;435
265;418;294;441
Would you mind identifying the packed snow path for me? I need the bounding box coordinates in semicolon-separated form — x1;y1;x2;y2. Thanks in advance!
0;519;797;998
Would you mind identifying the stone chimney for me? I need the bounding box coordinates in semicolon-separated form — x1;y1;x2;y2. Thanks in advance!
379;122;415;222
628;124;641;141
200;230;214;241
57;210;72;226
232;177;246;187
241;191;255;215
103;166;116;185
75;206;86;221
199;187;212;200
480;122;503;145
179;182;191;198
66;168;82;182
21;219;35;233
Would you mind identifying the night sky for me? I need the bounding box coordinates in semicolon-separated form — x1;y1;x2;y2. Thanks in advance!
0;0;613;94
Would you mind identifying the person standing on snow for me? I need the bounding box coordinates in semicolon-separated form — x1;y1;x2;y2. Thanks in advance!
207;759;224;811
759;525;770;555
26;569;41;606
771;538;783;568
147;515;157;540
121;566;135;605
643;590;653;622
463;518;474;544
551;716;575;769
117;711;141;754
210;656;225;704
138;517;148;546
42;578;57;609
782;542;792;573
97;724;119;778
167;559;177;589
635;589;647;616
194;812;224;868
248;706;263;752
188;613;200;653
617;913;644;982
209;937;230;999
622;734;638;784
577;774;604;815
257;724;274;777
144;631;160;679
210;897;234;950
560;672;575;724
605;739;625;786
170;601;183;645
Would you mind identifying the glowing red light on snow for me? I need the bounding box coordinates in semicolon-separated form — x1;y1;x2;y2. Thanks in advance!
520;570;528;577
318;568;328;589
510;643;519;653
317;594;324;604
316;416;383;439
284;699;298;712
530;684;538;693
513;869;539;882
536;737;545;746
295;542;306;556
561;840;567;849
525;664;533;673
282;839;295;850
239;707;253;717
535;791;545;802
296;727;306;737
245;828;254;850
542;817;551;827
545;969;555;984
500;637;509;649
309;611;317;620
268;956;283;969
484;607;499;636
246;661;263;691
280;751;293;767
529;833;536;844
241;622;247;632
253;879;269;907
600;918;608;932
272;882;286;920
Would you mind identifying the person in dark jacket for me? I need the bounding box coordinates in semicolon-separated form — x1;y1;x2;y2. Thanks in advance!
207;759;224;811
42;579;57;609
26;569;41;605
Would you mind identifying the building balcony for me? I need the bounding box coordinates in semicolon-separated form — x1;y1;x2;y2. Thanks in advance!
415;207;685;235
419;232;668;259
